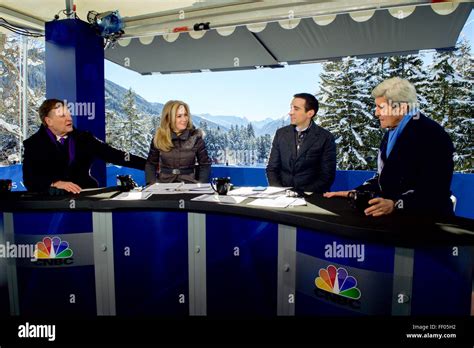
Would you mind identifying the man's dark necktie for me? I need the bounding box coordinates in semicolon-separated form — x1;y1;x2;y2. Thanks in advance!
296;131;305;154
57;137;68;162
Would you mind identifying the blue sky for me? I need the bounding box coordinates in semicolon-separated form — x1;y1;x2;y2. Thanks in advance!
105;62;322;120
105;11;473;122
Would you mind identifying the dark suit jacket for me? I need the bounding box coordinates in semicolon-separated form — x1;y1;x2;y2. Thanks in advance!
356;114;454;215
22;125;146;192
266;122;336;193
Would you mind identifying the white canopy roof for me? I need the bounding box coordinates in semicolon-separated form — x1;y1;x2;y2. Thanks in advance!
1;1;472;74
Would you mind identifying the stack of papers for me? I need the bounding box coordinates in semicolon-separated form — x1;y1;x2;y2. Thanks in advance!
112;191;152;200
143;183;214;194
134;184;307;208
191;194;247;204
190;192;306;208
247;196;306;208
227;186;290;198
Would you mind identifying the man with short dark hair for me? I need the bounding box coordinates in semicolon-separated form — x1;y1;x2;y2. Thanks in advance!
23;99;146;193
266;93;336;193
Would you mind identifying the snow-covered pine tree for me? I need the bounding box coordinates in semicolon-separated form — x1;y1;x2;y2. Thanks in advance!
239;124;248;150
121;88;152;158
356;57;385;169
451;39;473;172
105;109;121;149
199;119;209;134
216;127;229;164
227;124;240;154
426;45;472;172
426;49;458;125
0;34;44;164
317;56;379;170
0;35;21;152
256;134;272;164
200;120;217;163
150;114;160;138
246;123;255;139
243;123;256;164
387;54;430;108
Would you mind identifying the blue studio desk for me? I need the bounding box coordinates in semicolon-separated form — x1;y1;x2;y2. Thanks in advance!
0;189;473;317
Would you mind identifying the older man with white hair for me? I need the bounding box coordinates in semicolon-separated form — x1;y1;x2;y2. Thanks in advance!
324;77;455;217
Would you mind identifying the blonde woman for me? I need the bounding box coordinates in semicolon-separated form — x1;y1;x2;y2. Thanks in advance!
145;100;211;184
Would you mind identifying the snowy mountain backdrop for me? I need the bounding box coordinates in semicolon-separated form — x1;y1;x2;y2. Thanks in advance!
0;34;472;170
105;80;286;136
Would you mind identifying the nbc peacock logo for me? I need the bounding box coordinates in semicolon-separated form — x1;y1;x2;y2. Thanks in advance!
315;265;361;300
34;236;73;259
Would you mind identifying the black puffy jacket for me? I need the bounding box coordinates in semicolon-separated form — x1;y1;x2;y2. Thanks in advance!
145;128;211;184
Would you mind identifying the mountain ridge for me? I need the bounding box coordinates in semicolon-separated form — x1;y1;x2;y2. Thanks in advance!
105;79;284;135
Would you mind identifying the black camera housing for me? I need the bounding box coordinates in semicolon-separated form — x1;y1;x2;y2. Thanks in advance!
116;175;138;192
0;179;12;194
348;190;376;212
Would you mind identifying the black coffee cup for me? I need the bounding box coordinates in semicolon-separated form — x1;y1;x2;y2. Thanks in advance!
116;175;138;192
0;179;12;194
211;177;231;195
348;190;376;212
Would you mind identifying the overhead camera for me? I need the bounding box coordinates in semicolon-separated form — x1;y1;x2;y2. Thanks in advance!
193;22;210;31
87;10;124;47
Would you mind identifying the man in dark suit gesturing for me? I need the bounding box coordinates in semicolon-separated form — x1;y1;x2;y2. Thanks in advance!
23;99;146;193
324;77;455;216
266;93;336;194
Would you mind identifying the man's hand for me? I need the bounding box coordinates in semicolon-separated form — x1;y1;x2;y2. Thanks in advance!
364;198;394;217
52;181;82;194
323;191;352;198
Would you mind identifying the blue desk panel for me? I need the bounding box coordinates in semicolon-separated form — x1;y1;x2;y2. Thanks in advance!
206;214;278;316
13;212;93;235
113;211;189;316
16;267;96;316
296;228;395;316
411;247;473;315
13;212;96;316
0;206;471;317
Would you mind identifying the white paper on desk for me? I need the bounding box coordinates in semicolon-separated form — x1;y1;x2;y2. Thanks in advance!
144;183;214;194
178;183;214;193
191;194;247;204
143;183;182;193
261;186;291;195
228;186;291;198
289;198;307;207
227;187;255;196
112;191;152;200
247;196;304;208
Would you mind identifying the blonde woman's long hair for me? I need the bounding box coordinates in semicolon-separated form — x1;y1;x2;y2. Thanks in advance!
154;100;193;152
